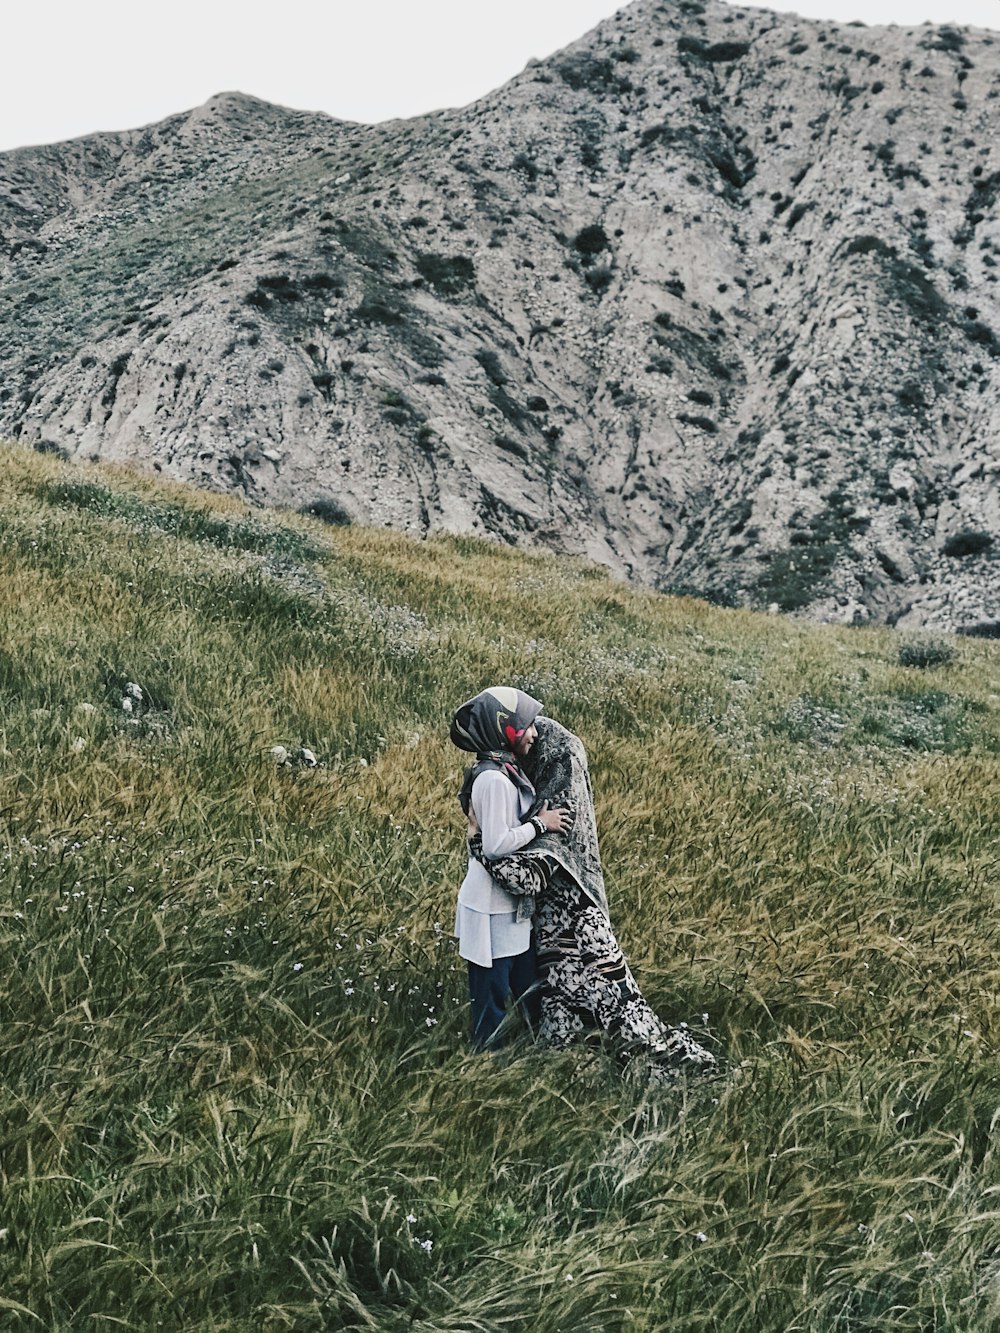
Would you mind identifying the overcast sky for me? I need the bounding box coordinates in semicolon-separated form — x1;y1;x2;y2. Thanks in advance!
3;0;999;155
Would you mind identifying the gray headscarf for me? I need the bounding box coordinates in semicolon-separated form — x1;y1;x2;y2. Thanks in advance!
451;686;543;815
450;685;543;756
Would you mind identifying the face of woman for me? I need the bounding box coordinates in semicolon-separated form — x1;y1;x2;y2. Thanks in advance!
513;724;538;757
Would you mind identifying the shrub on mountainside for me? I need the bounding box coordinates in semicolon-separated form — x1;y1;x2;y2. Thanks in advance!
677;412;718;433
475;350;507;386
354;285;410;325
573;225;610;257
414;252;476;296
842;235;895;259
554;51;634;95
942;529;995;558
886;257;949;324
298;496;352;526
962;319;1000;356
585;265;614;295
677;36;751;63
32;439;69;459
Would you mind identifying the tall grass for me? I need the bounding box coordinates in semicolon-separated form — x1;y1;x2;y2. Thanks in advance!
0;443;997;1329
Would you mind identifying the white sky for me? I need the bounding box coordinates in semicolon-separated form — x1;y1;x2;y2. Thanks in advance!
2;0;999;155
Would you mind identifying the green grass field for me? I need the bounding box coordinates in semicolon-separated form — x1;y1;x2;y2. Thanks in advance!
0;443;997;1330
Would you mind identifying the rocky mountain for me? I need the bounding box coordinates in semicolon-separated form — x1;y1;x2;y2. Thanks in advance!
2;0;999;631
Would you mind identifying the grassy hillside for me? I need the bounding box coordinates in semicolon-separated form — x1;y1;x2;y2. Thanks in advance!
0;443;997;1331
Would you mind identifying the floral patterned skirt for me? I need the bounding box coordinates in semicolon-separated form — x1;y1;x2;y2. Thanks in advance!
534;871;716;1073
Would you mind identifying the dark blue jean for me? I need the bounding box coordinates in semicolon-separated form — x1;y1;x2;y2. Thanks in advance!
467;944;540;1050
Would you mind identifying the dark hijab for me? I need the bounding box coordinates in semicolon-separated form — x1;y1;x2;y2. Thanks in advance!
450;686;543;815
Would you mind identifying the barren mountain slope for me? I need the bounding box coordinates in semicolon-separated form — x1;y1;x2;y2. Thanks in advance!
2;0;998;630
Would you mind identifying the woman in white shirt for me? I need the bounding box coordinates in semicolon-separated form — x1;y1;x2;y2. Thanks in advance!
450;686;570;1050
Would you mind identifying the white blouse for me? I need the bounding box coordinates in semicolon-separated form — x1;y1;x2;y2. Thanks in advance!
454;769;537;967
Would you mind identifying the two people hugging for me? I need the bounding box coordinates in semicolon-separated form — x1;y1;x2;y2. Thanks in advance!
450;685;716;1078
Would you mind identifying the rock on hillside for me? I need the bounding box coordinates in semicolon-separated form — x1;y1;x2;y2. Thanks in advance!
2;0;999;632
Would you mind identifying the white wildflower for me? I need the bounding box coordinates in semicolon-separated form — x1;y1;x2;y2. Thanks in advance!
292;962;304;972
696;1232;708;1244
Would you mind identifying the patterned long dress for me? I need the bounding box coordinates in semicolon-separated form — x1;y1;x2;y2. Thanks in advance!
534;867;714;1071
469;719;717;1076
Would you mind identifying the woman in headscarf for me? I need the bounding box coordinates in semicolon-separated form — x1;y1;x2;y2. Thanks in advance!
451;691;716;1076
450;685;571;1050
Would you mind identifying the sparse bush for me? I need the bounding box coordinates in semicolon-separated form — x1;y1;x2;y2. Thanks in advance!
842;235;895;259
962;319;1000;356
924;26;965;52
415;252;476;296
512;152;538;182
573;225;610;256
585;265;614;295
354;292;407;325
494;433;529;459
786;201;814;230
645;356;674;375
886;258;948;323
677;413;718;433
942;529;995;558
898;639;956;669
32;439;69;459
246;274;301;309
475;350;507;386
678;36;751;62
896;381;926;412
555;52;633;94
